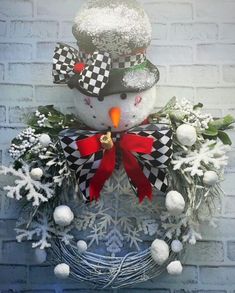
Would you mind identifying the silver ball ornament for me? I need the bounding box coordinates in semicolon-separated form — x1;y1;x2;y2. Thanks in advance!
171;240;183;253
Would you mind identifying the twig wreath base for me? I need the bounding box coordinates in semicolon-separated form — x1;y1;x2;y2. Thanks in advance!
51;240;176;288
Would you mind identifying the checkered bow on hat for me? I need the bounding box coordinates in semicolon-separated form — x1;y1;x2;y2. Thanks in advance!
52;43;111;96
59;124;173;202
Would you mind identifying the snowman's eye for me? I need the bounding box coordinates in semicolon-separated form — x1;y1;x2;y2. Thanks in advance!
98;96;104;102
120;93;127;100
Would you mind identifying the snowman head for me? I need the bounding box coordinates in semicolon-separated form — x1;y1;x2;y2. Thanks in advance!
52;0;160;130
74;85;157;132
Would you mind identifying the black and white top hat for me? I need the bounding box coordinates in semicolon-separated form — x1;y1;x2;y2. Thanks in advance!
52;0;159;97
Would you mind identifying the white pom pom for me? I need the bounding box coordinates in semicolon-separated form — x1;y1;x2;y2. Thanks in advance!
151;239;169;265
165;190;185;216
176;124;197;146
34;248;47;264
171;240;183;253
30;168;43;181
203;171;218;186
54;263;70;279
39;133;51;147
53;205;74;227
167;260;183;275
77;240;88;253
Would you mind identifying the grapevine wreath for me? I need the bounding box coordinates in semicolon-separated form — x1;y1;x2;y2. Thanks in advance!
0;0;234;289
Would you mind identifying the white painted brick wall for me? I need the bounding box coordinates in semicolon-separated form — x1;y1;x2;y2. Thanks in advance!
0;0;235;292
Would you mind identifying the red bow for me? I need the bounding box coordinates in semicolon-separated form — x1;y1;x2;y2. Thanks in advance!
76;133;154;202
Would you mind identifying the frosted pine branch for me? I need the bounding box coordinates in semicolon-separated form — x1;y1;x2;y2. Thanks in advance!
56;227;74;245
15;212;74;249
182;227;202;245
15;213;52;249
124;228;142;250
39;144;72;187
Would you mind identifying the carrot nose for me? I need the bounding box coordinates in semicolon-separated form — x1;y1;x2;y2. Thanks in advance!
109;107;121;128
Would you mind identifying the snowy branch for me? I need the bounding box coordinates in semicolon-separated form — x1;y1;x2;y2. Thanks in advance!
15;213;52;249
15;212;74;249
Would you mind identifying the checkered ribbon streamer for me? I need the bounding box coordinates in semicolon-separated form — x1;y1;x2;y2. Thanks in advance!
59;124;172;202
52;43;111;96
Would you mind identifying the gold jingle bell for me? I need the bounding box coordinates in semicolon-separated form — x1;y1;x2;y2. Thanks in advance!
100;131;113;150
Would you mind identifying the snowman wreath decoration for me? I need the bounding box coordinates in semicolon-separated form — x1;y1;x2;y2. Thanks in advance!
0;0;234;289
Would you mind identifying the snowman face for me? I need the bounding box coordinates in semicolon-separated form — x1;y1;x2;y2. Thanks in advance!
73;85;157;132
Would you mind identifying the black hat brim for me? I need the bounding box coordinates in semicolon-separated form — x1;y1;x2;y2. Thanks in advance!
67;60;159;97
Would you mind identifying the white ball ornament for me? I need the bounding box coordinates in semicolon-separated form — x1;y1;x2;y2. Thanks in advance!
167;260;183;275
53;205;74;227
54;263;70;279
171;240;183;253
203;171;218;186
39;133;51;147
151;239;169;265
165;191;185;216
176;124;197;147
30;167;43;181
77;240;88;253
34;248;47;264
29;136;36;143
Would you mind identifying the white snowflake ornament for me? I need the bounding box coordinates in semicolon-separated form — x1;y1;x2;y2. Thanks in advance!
171;240;183;253
39;134;51;147
176;124;197;146
30;168;43;181
35;248;47;264
54;263;70;279
203;171;218;186
167;260;183;275
151;239;169;265
77;240;88;253
172;140;230;177
53;205;74;227
165;191;185;216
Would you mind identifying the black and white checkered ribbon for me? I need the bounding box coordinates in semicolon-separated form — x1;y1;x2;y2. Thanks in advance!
59;124;172;201
52;43;111;96
111;53;146;69
76;42;146;69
